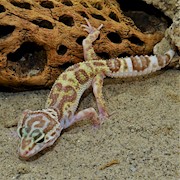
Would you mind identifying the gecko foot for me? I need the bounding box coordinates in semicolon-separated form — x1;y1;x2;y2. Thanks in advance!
93;111;116;129
99;110;117;122
81;18;103;34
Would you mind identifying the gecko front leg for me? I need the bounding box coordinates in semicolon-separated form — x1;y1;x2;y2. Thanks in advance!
81;18;103;61
67;107;101;128
82;19;109;121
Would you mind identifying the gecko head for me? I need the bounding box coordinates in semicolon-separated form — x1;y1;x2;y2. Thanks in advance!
17;108;62;159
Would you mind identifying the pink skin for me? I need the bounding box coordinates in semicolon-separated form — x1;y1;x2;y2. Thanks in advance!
81;18;103;61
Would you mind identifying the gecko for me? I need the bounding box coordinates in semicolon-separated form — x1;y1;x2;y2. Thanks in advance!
17;18;175;159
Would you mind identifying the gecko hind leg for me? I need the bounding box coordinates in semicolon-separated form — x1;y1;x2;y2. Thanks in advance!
81;18;103;61
92;73;109;121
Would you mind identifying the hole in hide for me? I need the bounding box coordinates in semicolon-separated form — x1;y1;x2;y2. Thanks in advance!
0;5;6;13
61;0;73;6
59;15;74;26
76;36;86;45
10;1;31;9
91;2;103;10
57;45;68;55
109;12;119;22
91;14;105;21
0;25;15;38
107;32;122;43
128;36;144;46
31;19;53;29
80;2;88;8
7;42;47;76
77;11;88;18
40;1;54;9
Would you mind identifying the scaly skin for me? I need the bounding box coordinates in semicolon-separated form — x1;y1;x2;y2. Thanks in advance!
17;18;175;159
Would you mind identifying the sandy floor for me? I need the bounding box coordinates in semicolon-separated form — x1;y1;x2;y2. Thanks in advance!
0;70;179;179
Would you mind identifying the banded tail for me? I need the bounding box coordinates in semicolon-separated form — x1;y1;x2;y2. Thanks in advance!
105;50;175;78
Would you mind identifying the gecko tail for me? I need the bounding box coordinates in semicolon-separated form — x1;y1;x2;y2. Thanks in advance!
105;49;176;78
164;49;175;63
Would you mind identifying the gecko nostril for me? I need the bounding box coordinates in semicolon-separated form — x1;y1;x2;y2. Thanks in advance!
25;151;28;154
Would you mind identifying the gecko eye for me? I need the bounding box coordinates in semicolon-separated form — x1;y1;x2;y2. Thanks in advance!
18;128;23;137
17;127;30;137
31;129;45;143
36;137;45;143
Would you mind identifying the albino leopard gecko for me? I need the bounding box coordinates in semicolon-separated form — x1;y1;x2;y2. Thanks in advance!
17;18;175;159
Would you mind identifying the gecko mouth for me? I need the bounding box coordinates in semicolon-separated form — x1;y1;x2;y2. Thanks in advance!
18;150;31;159
18;141;45;159
18;147;42;159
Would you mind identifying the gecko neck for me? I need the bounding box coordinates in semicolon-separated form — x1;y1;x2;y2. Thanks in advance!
45;106;61;123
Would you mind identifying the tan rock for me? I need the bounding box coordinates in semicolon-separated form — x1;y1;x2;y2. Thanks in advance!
0;0;171;90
